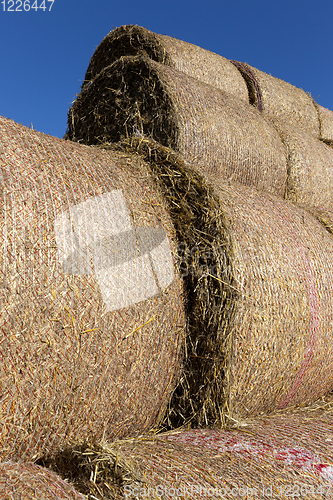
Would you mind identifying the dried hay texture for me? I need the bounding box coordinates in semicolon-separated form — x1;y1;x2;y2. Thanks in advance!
66;56;288;197
314;103;333;144
107;139;333;430
0;461;85;499
0;116;186;462
42;409;333;499
82;24;249;103
270;118;333;230
231;61;320;137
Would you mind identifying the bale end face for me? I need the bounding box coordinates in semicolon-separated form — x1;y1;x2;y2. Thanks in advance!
83;25;171;88
68;56;178;150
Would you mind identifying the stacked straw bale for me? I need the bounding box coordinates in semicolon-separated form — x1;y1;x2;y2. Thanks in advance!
0;461;85;499
79;24;333;147
0;116;186;461
66;56;288;197
82;24;249;103
269;118;333;229
44;409;333;499
101;139;333;430
314;103;333;144
230;61;320;137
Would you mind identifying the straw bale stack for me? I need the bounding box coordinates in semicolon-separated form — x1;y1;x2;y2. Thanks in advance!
0;116;185;461
46;410;333;499
231;61;320;137
269;118;333;229
108;139;333;430
82;24;249;103
314;103;333;144
66;56;288;197
0;461;85;499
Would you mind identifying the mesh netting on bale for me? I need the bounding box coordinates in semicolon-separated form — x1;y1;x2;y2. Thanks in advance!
314;103;333;145
81;24;249;103
0;461;85;500
66;56;288;198
98;139;333;431
230;61;320;137
0;116;186;462
269;118;333;231
42;409;333;499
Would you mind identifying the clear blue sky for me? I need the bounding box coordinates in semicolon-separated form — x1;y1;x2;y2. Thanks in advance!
1;0;332;139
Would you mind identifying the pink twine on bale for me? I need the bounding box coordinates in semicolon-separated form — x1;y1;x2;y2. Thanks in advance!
166;429;333;483
272;198;319;408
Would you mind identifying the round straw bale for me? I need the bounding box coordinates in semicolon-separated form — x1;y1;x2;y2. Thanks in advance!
269;118;333;230
55;412;333;499
117;139;333;430
66;56;288;197
0;461;85;499
195;178;333;422
231;61;320;137
314;102;333;145
0;116;185;461
82;24;249;103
